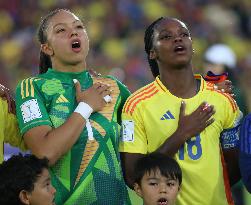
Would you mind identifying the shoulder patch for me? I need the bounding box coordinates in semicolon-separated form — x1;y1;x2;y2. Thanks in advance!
121;120;134;142
21;99;42;123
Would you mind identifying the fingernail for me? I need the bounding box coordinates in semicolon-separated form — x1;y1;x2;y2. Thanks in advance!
202;103;210;111
214;85;218;90
221;89;225;92
73;79;78;84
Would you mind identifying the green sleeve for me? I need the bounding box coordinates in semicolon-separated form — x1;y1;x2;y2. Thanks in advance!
15;78;52;135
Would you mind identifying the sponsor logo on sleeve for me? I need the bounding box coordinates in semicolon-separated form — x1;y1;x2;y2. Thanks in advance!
121;120;134;142
21;99;42;123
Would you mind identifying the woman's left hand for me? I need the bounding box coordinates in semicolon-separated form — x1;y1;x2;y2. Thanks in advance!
0;84;16;114
214;80;234;97
203;71;234;97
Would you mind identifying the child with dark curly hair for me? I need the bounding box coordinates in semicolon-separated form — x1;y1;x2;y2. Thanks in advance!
0;154;56;205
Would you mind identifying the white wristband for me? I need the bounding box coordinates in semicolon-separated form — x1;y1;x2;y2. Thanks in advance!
74;102;93;120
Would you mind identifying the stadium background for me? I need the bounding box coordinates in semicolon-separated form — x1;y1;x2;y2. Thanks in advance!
0;0;251;204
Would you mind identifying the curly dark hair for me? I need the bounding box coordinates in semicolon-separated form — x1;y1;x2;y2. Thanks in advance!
0;154;49;205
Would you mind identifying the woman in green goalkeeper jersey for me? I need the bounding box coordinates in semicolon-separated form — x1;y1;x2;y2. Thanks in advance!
15;8;131;205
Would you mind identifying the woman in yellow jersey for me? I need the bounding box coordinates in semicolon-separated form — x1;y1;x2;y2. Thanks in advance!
119;17;242;205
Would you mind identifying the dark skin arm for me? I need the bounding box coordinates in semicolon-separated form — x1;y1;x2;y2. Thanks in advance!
121;101;215;189
209;79;240;185
217;80;240;186
223;148;241;186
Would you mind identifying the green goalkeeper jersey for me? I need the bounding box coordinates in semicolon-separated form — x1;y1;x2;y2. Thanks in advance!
15;68;131;205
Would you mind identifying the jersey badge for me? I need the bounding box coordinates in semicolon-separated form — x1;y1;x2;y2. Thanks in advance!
20;99;42;123
121;120;134;142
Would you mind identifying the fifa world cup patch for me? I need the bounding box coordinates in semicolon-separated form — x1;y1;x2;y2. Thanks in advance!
21;99;42;123
121;120;134;142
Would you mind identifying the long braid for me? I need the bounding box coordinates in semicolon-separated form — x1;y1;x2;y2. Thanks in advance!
144;17;164;78
37;8;70;74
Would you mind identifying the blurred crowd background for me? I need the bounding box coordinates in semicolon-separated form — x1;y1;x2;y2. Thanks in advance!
0;0;251;204
0;0;251;107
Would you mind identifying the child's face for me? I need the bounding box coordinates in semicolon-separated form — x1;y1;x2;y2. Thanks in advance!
27;169;56;205
134;169;180;205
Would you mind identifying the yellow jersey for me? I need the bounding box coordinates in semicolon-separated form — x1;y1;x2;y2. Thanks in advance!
119;75;242;205
0;98;25;162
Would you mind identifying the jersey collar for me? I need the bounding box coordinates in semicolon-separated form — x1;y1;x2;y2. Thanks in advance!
154;74;206;96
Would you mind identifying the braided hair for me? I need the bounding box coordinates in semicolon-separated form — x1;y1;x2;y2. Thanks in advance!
37;8;70;74
144;17;164;78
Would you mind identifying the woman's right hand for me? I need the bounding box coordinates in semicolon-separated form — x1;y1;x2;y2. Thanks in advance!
74;79;111;112
176;101;215;141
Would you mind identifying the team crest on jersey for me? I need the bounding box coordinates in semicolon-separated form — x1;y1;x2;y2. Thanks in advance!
21;99;42;123
121;120;134;142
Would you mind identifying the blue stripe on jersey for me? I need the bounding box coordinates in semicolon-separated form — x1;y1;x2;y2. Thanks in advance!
167;111;175;119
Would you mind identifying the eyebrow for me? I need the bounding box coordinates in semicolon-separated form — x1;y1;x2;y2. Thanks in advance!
159;26;188;34
53;20;82;28
158;29;171;36
147;176;177;181
147;177;158;180
42;176;51;183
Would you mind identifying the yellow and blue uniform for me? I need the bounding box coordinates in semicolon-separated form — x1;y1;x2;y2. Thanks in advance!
120;75;242;205
0;98;25;162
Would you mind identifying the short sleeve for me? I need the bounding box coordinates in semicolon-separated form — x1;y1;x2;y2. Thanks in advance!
1;99;26;150
119;100;147;154
220;94;242;149
222;94;242;129
15;78;52;135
